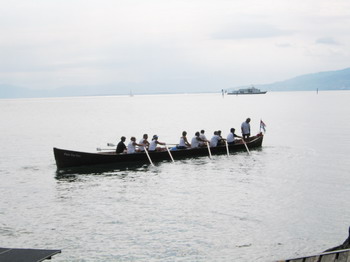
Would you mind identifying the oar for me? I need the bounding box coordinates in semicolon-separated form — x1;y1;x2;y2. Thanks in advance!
206;142;212;159
144;147;155;166
165;144;175;162
108;142;179;147
224;140;229;157
96;148;113;151
242;139;250;155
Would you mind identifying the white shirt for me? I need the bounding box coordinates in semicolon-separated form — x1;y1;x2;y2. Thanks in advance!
210;135;221;147
127;141;136;154
138;138;146;151
227;133;235;143
191;137;200;148
149;140;157;151
241;122;250;135
199;134;207;146
179;137;187;147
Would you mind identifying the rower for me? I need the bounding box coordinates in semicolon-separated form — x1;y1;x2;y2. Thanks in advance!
210;131;225;147
138;134;150;152
217;130;225;146
127;137;143;154
191;131;207;148
226;128;242;145
116;136;127;154
177;131;191;149
199;130;210;147
149;135;166;151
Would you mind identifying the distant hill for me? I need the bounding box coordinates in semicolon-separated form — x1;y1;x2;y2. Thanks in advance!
256;67;350;91
1;67;350;98
0;82;186;99
0;84;136;99
0;84;40;98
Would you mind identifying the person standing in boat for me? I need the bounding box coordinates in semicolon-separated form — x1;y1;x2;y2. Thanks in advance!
127;137;143;154
210;131;224;147
199;130;210;147
138;134;150;152
149;135;166;151
177;131;191;149
191;131;207;148
241;118;251;140
116;136;127;154
226;128;242;145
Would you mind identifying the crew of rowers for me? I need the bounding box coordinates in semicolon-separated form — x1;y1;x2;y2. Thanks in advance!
116;118;252;154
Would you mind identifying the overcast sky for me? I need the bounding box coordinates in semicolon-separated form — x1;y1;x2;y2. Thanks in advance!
1;0;349;93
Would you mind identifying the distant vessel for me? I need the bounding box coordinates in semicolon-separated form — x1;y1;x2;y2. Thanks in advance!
227;86;267;95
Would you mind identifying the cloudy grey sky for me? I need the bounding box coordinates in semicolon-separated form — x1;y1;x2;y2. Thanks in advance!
1;0;350;93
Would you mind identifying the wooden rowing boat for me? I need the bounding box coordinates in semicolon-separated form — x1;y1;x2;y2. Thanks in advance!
53;133;264;170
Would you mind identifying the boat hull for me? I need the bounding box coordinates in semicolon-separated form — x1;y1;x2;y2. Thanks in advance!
54;134;264;170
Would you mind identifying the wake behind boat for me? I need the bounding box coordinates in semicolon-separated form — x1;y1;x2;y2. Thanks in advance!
54;133;264;170
227;86;267;95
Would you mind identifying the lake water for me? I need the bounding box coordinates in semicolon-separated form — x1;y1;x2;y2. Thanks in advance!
1;91;350;261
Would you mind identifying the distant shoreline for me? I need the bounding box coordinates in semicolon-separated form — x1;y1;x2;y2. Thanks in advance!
1;67;350;99
1;89;350;100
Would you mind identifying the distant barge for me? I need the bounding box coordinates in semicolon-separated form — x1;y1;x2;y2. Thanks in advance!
227;86;267;95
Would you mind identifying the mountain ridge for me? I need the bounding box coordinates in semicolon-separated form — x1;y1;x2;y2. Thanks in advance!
1;67;350;98
256;67;350;91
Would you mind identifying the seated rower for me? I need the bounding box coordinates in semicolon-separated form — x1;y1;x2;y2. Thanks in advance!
210;131;225;147
191;131;207;148
217;130;225;146
127;137;143;154
149;135;166;151
199;130;210;147
138;134;150;152
226;128;242;145
116;136;127;154
177;131;191;149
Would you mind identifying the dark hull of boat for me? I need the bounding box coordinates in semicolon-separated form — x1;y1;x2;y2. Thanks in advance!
54;134;263;169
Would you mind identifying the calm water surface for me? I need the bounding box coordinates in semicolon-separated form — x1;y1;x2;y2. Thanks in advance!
1;91;350;261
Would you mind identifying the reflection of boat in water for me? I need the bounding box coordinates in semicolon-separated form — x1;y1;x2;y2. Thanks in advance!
53;134;264;170
227;86;267;95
